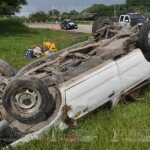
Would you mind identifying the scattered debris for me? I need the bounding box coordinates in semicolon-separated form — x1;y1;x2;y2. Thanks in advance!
25;41;57;59
25;49;34;59
33;45;43;57
43;40;57;52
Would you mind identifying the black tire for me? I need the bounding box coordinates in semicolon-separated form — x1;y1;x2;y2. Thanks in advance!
0;120;21;145
2;75;55;124
92;17;102;34
138;22;150;61
92;18;114;34
0;60;14;77
64;26;67;30
17;57;49;75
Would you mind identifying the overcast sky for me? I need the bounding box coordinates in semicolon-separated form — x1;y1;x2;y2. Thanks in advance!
18;0;125;16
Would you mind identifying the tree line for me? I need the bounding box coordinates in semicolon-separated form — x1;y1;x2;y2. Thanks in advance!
0;0;150;21
28;2;150;22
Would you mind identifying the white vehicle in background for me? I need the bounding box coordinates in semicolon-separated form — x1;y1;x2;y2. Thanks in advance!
118;13;145;28
92;13;146;33
0;20;149;147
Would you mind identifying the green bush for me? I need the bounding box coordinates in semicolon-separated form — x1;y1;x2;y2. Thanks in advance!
0;19;29;35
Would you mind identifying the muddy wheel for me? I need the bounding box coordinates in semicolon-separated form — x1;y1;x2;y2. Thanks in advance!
64;26;67;30
138;22;150;61
0;60;14;77
92;18;114;34
92;17;102;34
2;75;55;124
0;60;14;104
0;120;21;145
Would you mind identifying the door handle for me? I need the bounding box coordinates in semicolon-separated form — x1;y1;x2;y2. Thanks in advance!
108;91;115;98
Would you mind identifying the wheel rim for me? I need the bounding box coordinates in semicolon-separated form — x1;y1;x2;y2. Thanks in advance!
12;88;42;114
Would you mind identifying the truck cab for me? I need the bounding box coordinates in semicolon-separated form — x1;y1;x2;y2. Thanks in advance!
118;15;131;28
118;13;145;28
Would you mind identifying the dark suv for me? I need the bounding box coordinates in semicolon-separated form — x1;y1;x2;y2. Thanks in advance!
60;19;78;30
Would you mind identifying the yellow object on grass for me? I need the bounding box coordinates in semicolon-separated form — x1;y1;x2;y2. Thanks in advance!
43;41;57;52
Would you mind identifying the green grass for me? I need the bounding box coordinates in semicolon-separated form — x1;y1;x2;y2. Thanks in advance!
13;92;150;150
0;19;89;69
0;20;150;150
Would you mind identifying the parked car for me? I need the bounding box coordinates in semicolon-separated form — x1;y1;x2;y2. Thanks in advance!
0;21;150;147
60;19;78;30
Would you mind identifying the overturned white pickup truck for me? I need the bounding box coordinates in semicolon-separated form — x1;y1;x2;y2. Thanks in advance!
0;22;150;147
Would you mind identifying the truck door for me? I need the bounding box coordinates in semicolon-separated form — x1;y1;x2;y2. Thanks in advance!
64;60;122;118
124;15;131;28
119;15;125;27
119;15;131;28
116;49;150;92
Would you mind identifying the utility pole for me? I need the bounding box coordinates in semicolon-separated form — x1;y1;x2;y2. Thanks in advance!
114;5;117;16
